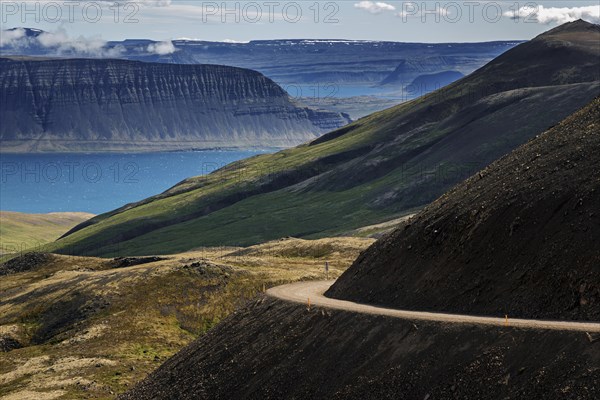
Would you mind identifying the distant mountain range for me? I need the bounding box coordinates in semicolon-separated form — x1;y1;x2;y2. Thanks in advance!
48;20;600;257
1;28;520;94
0;57;351;152
0;28;523;150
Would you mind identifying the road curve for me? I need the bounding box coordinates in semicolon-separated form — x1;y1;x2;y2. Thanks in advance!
267;280;600;333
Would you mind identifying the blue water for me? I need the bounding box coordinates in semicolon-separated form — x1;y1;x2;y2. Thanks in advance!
0;151;269;214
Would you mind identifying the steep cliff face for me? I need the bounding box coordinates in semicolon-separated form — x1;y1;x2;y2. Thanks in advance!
0;57;351;152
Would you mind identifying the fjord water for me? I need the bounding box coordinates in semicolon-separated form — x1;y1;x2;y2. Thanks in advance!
0;151;268;214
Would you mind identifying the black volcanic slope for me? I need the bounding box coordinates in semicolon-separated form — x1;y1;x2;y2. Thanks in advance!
48;21;600;257
0;57;351;152
327;98;600;321
121;297;600;400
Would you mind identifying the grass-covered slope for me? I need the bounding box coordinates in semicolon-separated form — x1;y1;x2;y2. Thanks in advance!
328;97;600;321
0;212;93;255
53;21;600;257
0;237;372;399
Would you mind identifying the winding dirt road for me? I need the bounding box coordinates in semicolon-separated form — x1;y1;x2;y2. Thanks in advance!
267;280;600;333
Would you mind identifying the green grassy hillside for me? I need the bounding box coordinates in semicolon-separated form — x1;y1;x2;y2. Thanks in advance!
0;237;372;399
52;21;600;257
0;212;94;255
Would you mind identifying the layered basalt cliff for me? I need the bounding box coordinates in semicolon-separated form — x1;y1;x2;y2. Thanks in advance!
0;57;351;152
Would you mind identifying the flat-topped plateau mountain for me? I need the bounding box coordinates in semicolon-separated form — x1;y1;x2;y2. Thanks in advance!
0;57;351;152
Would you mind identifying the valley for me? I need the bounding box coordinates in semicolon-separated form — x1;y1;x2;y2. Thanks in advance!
1;13;599;400
44;20;600;258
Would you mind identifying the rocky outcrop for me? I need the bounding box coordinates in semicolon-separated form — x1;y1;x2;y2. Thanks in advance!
0;57;351;152
0;252;52;276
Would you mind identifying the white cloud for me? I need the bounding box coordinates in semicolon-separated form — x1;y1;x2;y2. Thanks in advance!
506;5;600;24
219;39;251;44
39;29;104;54
0;28;27;47
354;1;396;14
147;40;177;55
32;28;123;57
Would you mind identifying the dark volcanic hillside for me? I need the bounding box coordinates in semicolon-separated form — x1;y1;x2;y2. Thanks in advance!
50;21;600;257
0;58;351;152
121;297;600;400
327;98;600;321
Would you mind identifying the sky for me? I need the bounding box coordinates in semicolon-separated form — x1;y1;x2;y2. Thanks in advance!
0;1;599;43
